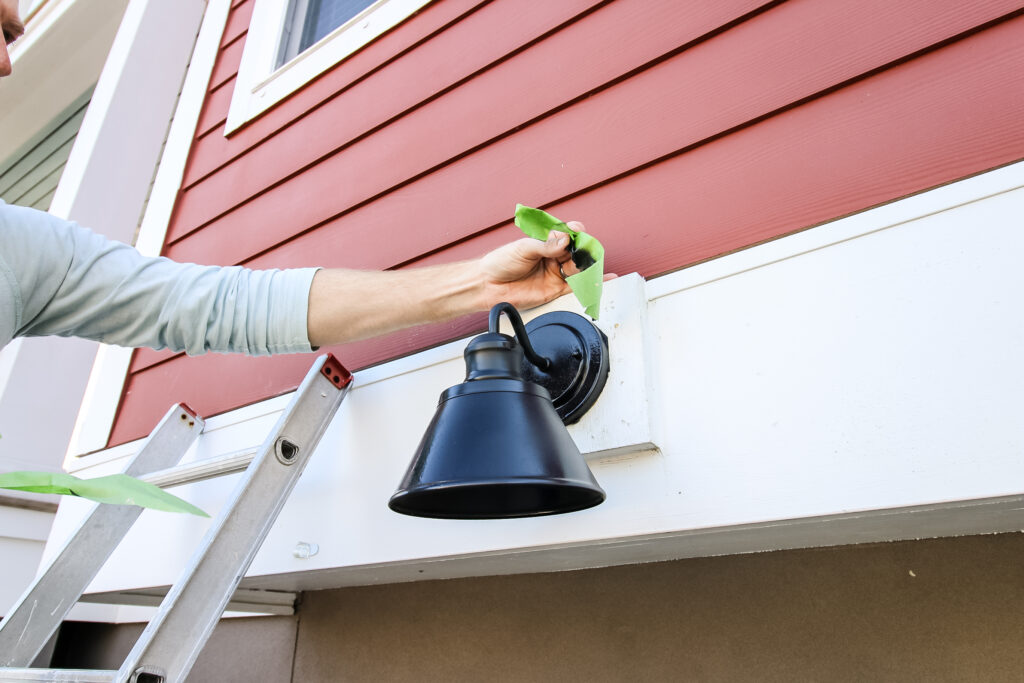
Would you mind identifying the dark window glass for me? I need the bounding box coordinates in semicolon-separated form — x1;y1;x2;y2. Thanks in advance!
278;0;375;66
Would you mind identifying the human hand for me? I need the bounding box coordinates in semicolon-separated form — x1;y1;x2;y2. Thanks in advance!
478;221;588;311
308;221;605;347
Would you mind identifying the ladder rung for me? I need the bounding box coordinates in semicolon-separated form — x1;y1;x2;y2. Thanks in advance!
0;670;116;682
139;448;258;489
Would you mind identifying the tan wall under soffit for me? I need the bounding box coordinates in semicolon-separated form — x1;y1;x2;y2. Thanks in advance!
51;534;1024;681
293;534;1024;682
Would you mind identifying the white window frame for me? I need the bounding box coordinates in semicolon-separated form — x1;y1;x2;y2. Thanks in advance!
225;0;433;134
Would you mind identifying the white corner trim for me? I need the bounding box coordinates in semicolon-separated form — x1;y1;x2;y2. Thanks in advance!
63;344;135;464
45;0;141;221
134;0;233;258
225;0;434;134
65;0;234;462
47;0;201;225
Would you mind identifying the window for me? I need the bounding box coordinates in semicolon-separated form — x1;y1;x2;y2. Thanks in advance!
278;0;375;66
227;0;433;134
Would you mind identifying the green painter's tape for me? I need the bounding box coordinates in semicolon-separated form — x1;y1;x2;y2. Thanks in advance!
514;204;605;319
0;470;209;517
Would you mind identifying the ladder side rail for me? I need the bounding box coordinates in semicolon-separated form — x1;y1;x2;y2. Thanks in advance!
118;355;352;683
0;405;205;668
0;669;117;682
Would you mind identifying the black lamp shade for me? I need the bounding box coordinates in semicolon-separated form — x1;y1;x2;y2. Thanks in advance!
389;379;605;519
388;305;609;519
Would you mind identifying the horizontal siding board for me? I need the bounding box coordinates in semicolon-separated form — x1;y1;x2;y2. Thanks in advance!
112;17;1024;445
195;77;236;138
182;0;488;187
209;32;245;91
169;0;768;248
221;0;252;48
5;137;75;204
30;187;57;211
0;105;86;195
170;0;608;244
111;352;318;446
166;0;1021;270
408;16;1024;281
13;162;66;207
130;347;177;373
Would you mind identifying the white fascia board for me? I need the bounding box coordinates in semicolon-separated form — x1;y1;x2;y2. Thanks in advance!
645;161;1024;301
47;161;1024;606
65;0;234;462
226;0;434;133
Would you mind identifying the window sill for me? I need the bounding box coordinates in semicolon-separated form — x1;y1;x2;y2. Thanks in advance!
226;0;434;134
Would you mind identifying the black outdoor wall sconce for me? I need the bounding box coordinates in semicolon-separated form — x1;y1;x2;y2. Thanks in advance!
388;302;610;519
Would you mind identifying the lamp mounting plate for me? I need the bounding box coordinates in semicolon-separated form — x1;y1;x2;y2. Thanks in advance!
520;311;609;425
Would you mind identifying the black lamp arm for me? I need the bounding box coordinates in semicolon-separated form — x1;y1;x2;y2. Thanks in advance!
488;303;551;371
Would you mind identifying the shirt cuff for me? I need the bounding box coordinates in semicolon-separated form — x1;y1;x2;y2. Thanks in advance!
268;267;321;354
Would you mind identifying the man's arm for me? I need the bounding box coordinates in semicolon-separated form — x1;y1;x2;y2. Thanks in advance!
307;228;579;347
1;200;587;353
0;203;316;355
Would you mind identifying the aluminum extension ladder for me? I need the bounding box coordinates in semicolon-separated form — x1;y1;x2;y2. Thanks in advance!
0;354;352;682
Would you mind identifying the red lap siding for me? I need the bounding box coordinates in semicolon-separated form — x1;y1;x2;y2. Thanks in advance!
181;0;490;188
220;0;253;47
166;0;764;247
108;0;1024;445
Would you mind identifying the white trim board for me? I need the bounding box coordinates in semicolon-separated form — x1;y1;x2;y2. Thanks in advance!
226;0;434;133
47;0;207;472
46;161;1024;607
646;161;1024;301
166;494;1024;594
62;495;1024;614
66;0;234;463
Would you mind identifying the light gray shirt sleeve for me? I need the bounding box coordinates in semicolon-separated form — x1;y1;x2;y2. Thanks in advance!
0;201;318;355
